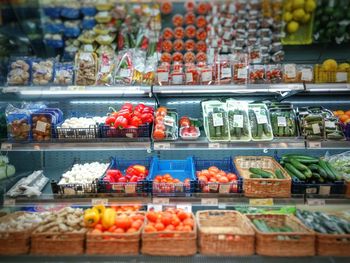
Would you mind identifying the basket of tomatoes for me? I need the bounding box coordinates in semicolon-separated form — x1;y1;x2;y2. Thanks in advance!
142;208;197;256
194;158;242;194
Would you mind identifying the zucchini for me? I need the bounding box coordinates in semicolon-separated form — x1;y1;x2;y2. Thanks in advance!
275;169;284;179
249;168;274;178
282;154;318;161
325;161;342;181
285;163;306;180
250;173;262;178
290;159;309;171
318;159;335;181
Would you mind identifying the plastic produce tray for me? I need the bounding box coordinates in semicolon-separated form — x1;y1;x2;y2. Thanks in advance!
194;158;242;193
291;179;346;196
99;123;150;140
98;158;151;194
148;157;196;195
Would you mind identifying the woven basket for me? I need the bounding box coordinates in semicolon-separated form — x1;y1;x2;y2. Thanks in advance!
86;212;145;255
247;214;315;257
314;64;350;83
31;231;86;255
234;156;291;198
141;213;197;256
196;210;255;256
0;212;32;255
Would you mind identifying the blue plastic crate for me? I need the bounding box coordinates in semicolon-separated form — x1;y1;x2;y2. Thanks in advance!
194;158;242;194
148;157;196;194
98;158;151;194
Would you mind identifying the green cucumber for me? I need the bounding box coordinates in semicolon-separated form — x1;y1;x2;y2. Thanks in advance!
285;163;306;180
249;168;274;178
318;159;335;181
290;159;309;171
312;172;321;180
250;173;262;178
282;154;318;161
325;161;342;181
275;169;285;179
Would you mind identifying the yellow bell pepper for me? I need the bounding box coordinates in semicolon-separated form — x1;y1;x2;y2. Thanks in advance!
101;208;116;229
84;208;100;227
93;204;106;216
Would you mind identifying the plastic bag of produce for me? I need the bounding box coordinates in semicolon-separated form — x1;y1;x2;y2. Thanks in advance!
75;52;98;86
325;151;350;181
202;100;230;142
226;100;251;142
248;104;273;141
31;58;54;86
96;52;115;86
114;51;133;85
269;106;298;138
7;57;32;86
53;62;74;85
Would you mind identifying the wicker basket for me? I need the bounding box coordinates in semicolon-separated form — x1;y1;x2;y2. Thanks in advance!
196;210;255;256
141;214;197;256
0;212;32;255
316;232;350;256
314;64;350;83
86;212;145;255
247;214;315;257
234;156;291;198
30;231;86;255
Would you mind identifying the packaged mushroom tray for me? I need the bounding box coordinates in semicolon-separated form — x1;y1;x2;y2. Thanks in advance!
54;116;106;141
55;162;109;195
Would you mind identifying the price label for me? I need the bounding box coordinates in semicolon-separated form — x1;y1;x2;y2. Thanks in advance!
319;186;331;196
1;143;13;151
68;85;85;91
100;65;110;73
35;121;48;133
301;68;313;81
209;143;221;149
325;121;336;128
153;198;169;205
157;72;169;82
201;71;212;82
237;68;248;79
256;114;268;124
305;187;318;194
233;115;244;128
185;72;193;83
3;87;20;93
154;143;170;150
284;64;296;78
308;141;321;148
3;198;16;206
249;198;274;206
208;182;219;191
112;184;123;191
307;199;325;206
213;113;224;127
312;123;321;134
176;204;192;212
125;184;136;194
91;198;108;206
221;67;232;78
172;74;183;85
148;204;162;212
336;72;348;83
50;86;62;91
120;69;131;77
201;198;218;205
218;203;226;209
277;116;287;127
219;184;230;194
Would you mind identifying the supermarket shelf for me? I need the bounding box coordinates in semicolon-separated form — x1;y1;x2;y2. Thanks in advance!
0;140;151;152
0;255;349;263
154;137;306;150
1;85;152;98
307;83;350;92
153;83;304;95
306;140;350;149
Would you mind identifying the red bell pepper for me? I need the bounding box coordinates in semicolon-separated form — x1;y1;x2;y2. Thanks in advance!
141;113;154;124
135;103;145;112
114;115;128;129
142;106;154;114
133;165;146;175
105;116;116;126
117;108;132;119
126;166;136;175
130;116;142;127
121;102;133;111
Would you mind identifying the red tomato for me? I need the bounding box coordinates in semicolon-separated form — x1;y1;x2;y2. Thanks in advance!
144;225;157;233
219;176;229;183
171;215;180;227
108;225;117;232
198;175;208;184
183;218;194;228
183;225;192;232
177;211;189;221
155;222;165;231
227;173;238;181
127;228;138;233
114;228;125;233
208;166;219;173
165;224;175;231
115;215;132;230
161;215;172;226
147;211;159;223
131;220;143;230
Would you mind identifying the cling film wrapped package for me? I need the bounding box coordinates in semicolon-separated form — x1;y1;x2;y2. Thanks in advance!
7;57;32;86
248;104;273;141
324;116;345;141
202;100;229;142
114;51;133;85
75;52;98;86
268;103;298;138
298;107;328;140
226;100;251;142
96;52;115;85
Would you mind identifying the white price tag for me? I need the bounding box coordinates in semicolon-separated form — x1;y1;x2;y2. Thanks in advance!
237;68;248;79
336;72;348;83
125;133;134;138
154;143;171;150
176;204;192;212
120;69;131;77
1;143;12;151
201;71;212;82
277;116;287;127
312;123;321;134
307;199;325;206
233;115;244;128
256;114;268;124
301;68;313;81
325;121;336;128
156;72;168;83
91;198;108;206
209;182;219;191
35;121;48;133
3;87;20;93
172;74;183;85
50;86;62;91
319;186;331;196
221;67;232;78
284;64;296;78
100;65;110;73
153;198;169;204
209;143;221;149
218;203;226;209
308;141;321;148
201;198;218;205
68;85;85;91
148;204;162;211
3;198;15;206
185;72;193;83
125;184;136;194
213;113;224;127
219;184;230;194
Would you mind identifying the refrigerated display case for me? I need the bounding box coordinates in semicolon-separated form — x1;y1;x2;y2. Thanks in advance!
0;0;350;262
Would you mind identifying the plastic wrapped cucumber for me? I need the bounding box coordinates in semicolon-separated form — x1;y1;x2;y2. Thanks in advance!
226;100;251;141
248;104;273;141
270;108;297;137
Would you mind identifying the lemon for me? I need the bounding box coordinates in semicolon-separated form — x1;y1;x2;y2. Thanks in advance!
338;63;350;70
301;13;311;23
283;12;293;22
293;8;306;21
305;0;316;13
293;0;305;9
287;21;299;33
284;1;293;11
322;59;338;71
